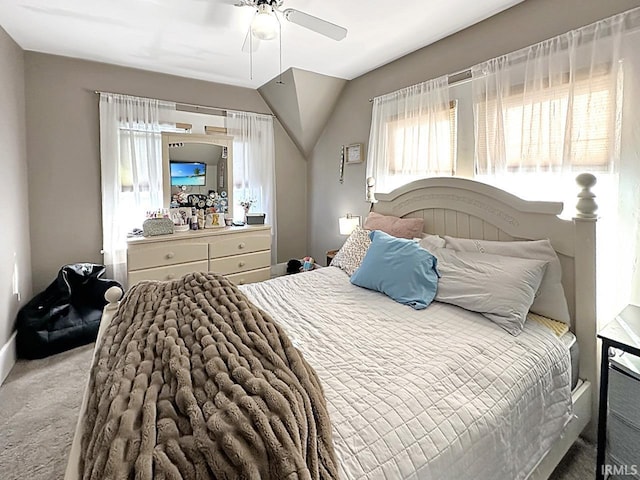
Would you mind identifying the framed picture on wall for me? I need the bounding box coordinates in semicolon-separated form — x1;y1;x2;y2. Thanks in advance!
345;143;364;164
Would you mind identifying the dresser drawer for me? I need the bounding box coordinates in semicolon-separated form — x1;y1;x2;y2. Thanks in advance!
225;267;270;285
210;231;270;259
128;242;208;270
608;413;640;469
128;260;208;285
609;367;640;428
209;251;270;275
605;453;640;480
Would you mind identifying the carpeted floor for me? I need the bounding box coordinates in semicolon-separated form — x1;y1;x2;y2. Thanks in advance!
0;345;596;480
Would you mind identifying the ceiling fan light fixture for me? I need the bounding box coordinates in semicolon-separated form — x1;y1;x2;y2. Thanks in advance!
251;3;279;41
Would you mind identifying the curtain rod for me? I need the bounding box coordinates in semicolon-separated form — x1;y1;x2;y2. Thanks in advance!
368;68;471;103
92;89;276;118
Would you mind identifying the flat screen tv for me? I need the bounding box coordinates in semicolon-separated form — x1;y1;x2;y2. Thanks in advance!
170;161;206;186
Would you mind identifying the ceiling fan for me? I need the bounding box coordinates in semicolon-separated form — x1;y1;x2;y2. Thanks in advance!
235;0;348;52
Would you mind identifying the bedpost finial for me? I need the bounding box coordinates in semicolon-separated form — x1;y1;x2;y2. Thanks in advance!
575;173;597;219
105;285;123;308
366;176;378;204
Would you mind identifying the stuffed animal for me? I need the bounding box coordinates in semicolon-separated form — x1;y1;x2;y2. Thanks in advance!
302;256;315;272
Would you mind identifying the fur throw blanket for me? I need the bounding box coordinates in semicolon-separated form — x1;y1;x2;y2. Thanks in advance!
81;272;338;480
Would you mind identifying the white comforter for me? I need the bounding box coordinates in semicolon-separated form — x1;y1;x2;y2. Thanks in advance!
240;267;572;480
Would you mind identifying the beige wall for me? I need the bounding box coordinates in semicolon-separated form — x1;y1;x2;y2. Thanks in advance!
24;52;307;292
274;120;307;261
308;0;640;264
0;27;31;359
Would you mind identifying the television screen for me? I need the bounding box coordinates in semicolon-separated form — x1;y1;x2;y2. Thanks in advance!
170;161;206;186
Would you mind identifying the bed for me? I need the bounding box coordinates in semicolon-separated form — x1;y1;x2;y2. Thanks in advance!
65;175;598;479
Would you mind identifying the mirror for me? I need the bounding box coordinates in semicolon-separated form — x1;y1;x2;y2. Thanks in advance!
162;132;233;213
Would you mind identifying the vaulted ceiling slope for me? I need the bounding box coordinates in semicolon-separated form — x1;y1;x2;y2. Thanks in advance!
259;68;346;157
0;0;523;89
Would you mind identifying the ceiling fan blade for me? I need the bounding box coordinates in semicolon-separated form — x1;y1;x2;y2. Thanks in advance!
241;27;261;53
282;8;347;41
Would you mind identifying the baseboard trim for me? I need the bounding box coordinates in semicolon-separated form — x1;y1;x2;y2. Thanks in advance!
0;331;17;386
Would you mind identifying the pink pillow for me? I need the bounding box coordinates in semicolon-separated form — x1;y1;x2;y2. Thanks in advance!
363;212;424;239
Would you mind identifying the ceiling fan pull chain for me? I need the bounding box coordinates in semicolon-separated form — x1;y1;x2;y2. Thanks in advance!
278;13;283;85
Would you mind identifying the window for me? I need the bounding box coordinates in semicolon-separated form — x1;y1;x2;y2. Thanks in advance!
475;71;619;174
370;99;458;193
386;100;458;176
367;76;456;193
119;128;159;193
118;123;186;192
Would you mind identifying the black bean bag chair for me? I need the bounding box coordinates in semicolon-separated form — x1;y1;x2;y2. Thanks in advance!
16;263;121;359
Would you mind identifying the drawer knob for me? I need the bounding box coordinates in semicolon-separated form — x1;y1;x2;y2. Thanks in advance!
238;261;246;267
238;279;245;285
166;252;175;259
167;273;175;280
238;242;246;249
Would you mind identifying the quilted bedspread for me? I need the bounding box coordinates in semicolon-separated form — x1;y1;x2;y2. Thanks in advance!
80;272;338;480
241;267;572;480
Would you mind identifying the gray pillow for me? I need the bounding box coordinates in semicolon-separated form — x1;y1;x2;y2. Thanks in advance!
444;236;570;324
434;248;548;336
330;227;371;276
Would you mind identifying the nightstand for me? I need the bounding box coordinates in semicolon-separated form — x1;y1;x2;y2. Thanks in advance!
326;249;339;266
596;304;640;480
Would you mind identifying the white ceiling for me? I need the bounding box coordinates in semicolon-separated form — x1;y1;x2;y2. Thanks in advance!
0;0;523;89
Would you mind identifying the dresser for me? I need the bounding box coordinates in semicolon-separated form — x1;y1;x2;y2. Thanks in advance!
126;225;271;286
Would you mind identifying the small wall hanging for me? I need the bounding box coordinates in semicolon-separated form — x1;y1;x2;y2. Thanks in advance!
339;145;345;183
345;143;364;164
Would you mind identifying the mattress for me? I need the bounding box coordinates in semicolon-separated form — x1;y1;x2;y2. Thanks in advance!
240;266;573;480
562;331;579;391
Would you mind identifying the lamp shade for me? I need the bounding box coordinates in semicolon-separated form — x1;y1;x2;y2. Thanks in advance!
339;214;360;235
251;4;279;40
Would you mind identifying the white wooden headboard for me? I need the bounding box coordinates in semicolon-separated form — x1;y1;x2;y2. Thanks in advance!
369;175;598;431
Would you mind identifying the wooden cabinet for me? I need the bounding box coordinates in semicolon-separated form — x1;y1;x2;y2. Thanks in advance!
127;225;271;286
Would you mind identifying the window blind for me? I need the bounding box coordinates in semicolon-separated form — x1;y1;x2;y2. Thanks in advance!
475;72;619;173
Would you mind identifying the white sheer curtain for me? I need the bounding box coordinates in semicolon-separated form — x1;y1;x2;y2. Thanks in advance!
99;93;176;285
472;7;640;321
225;110;277;263
366;76;454;193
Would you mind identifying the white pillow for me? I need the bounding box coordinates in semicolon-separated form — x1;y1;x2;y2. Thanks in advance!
434;248;548;336
444;236;570;324
413;234;446;252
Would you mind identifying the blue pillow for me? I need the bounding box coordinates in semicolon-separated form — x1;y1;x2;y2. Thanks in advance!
350;230;440;310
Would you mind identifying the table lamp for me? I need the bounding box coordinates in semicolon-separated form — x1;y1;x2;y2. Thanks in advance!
339;214;361;235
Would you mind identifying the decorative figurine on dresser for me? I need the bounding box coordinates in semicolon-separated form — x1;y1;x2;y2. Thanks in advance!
596;304;640;480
